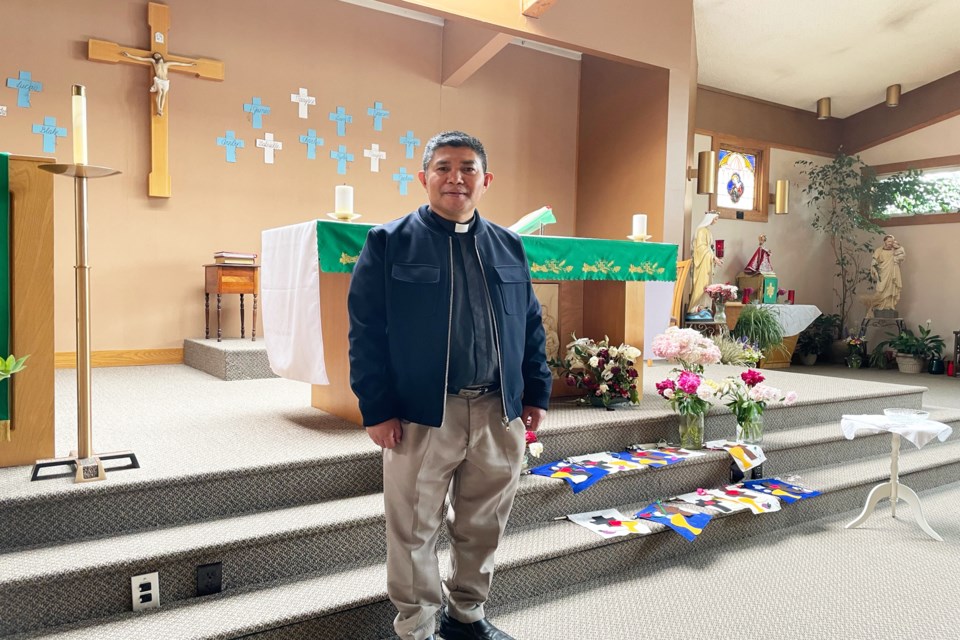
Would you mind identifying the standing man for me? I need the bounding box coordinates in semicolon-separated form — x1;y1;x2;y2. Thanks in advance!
348;131;551;640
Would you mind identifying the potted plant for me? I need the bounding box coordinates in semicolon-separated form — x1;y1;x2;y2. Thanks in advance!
797;153;938;333
795;313;840;365
0;354;28;442
875;323;945;374
732;305;786;365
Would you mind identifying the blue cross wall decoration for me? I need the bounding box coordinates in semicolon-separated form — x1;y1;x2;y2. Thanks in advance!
393;167;416;196
400;131;421;159
243;97;271;129
6;71;42;108
216;130;245;163
329;106;353;137
366;101;390;131
299;129;324;160
330;145;354;175
31;116;66;153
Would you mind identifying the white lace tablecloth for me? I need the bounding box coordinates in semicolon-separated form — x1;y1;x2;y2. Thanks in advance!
841;414;953;449
758;304;821;337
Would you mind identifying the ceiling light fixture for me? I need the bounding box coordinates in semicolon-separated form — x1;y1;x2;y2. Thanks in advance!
886;84;901;107
817;97;831;120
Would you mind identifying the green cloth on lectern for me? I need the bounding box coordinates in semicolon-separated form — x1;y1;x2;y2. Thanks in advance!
761;275;779;304
315;220;677;282
0;153;11;421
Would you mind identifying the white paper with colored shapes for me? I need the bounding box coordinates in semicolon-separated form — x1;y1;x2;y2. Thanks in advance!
708;485;781;514
741;478;821;503
675;490;751;514
629;445;707;459
567;452;642;473
705;440;766;472
567;509;652;538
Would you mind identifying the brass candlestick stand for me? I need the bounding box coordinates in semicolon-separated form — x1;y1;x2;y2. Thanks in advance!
31;163;140;482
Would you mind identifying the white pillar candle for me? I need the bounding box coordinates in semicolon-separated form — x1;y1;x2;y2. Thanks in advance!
335;185;354;214
71;85;88;165
632;213;647;237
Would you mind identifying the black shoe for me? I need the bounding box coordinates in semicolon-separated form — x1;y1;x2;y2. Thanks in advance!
439;609;515;640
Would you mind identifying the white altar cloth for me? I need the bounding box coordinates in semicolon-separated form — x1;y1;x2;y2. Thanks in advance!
260;221;329;384
841;414;953;449
759;304;821;336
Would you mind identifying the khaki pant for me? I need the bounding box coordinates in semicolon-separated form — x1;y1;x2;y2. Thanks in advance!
383;392;525;640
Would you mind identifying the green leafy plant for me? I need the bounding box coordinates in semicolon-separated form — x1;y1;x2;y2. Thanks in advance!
796;313;840;357
874;323;945;359
0;354;27;380
797;153;940;331
732;305;785;357
711;334;762;366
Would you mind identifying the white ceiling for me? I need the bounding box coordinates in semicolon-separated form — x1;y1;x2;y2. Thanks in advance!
695;0;960;118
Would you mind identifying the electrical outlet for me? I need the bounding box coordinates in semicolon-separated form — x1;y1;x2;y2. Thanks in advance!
196;561;223;597
131;572;160;612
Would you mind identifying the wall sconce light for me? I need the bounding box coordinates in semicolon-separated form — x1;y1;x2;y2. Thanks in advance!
817;97;831;120
886;84;901;107
696;150;716;194
775;179;789;214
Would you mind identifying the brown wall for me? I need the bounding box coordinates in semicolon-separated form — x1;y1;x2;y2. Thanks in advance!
1;0;581;352
575;56;669;241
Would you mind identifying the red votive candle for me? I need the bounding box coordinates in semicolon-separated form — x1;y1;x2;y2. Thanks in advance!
715;239;724;259
787;290;795;304
742;291;750;304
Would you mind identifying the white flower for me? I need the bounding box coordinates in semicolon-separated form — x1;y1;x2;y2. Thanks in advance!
528;442;544;458
622;346;642;360
602;369;614;380
663;388;675;399
696;385;714;401
784;391;798;406
588;356;600;368
608;346;619;358
599;384;609;393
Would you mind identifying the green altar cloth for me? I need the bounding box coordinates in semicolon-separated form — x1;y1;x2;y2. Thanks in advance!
315;220;677;282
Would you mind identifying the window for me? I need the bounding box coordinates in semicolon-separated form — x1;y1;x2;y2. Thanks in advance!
710;137;769;222
872;155;960;227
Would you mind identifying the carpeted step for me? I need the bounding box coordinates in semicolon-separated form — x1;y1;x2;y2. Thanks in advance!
12;437;960;640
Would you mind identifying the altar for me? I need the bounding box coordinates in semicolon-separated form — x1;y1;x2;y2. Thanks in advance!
724;302;821;369
262;220;677;425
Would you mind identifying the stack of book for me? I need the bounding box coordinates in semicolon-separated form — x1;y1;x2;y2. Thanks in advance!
213;251;257;265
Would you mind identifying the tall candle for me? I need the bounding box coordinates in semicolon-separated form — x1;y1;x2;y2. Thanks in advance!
72;85;88;165
335;185;354;214
715;239;724;259
632;214;647;237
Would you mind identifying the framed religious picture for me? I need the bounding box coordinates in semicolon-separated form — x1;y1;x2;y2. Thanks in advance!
709;137;769;222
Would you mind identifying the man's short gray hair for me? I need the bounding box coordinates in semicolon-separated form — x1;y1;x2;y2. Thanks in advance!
421;131;487;173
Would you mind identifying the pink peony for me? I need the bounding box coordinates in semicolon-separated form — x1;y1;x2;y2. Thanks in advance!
677;370;701;395
655;379;676;396
784;391;798;406
741;369;764;387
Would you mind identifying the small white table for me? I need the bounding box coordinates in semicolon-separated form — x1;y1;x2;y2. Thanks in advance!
841;415;953;541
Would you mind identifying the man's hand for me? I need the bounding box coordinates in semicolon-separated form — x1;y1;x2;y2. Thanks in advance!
520;406;547;432
367;418;403;449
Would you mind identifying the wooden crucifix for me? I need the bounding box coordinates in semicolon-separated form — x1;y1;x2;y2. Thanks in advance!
88;2;224;198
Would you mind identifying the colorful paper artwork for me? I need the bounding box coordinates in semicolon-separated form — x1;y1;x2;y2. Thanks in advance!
256;132;283;164
636;502;713;541
290;87;316;119
705;440;766;473
299;128;324;160
31;116;66;153
529;461;607;494
741;479;821;503
330;144;354;175
243;97;271;129
6;70;42;108
329;106;353;137
367;100;390;131
675;490;751;514
216;130;245;163
612;449;684;469
400;130;421;159
708;486;781;515
567;452;643;473
630;445;707;460
567;509;652;538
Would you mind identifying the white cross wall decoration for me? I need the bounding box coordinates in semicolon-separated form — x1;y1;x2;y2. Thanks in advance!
256;132;283;164
290;87;316;119
363;143;387;172
0;105;7;117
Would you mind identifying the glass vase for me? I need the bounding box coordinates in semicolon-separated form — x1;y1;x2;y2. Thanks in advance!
736;413;764;445
713;299;727;325
678;412;705;449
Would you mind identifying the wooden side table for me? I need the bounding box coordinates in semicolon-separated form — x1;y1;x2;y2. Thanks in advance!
204;265;260;342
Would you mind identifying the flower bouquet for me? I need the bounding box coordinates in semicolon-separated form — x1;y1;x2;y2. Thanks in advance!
523;429;543;469
715;369;797;444
846;335;865;368
655;369;714;448
548;335;641;408
705;283;738;302
651;326;722;373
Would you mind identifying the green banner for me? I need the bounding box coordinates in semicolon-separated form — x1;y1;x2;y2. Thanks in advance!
316;220;677;282
0;153;10;421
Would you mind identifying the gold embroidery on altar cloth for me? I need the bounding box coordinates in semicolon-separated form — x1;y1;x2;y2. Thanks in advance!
629;262;666;276
582;259;621;274
531;259;575;274
340;252;359;265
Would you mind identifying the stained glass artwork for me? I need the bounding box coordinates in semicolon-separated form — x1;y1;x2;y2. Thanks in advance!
716;148;757;211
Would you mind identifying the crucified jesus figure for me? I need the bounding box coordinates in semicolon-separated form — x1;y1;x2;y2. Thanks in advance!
121;51;195;116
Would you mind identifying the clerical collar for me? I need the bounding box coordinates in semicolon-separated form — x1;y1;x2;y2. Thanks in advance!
429;209;476;234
